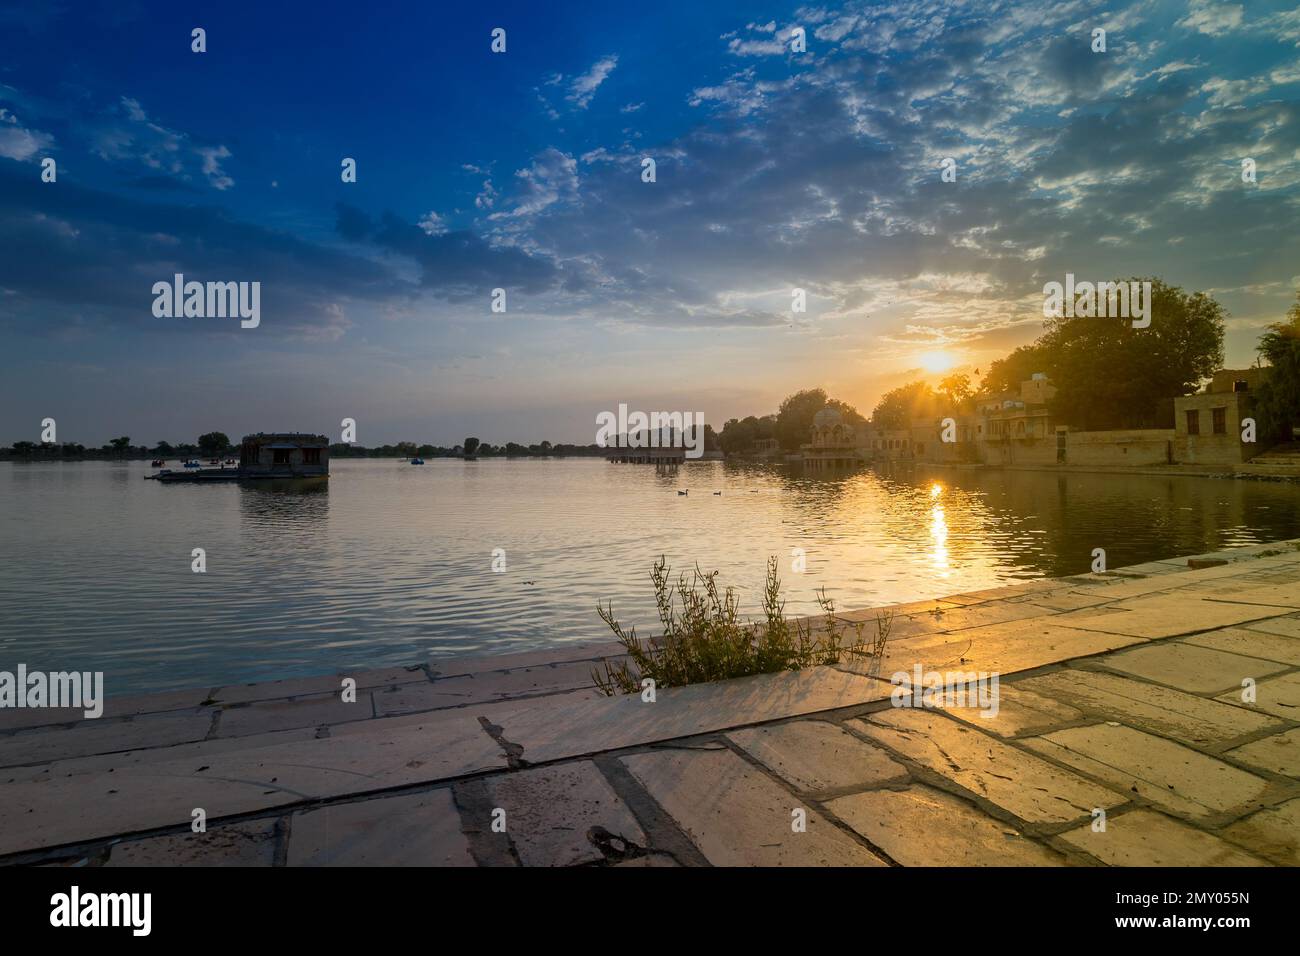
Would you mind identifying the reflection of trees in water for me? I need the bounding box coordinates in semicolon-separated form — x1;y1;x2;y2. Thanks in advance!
238;481;329;529
725;459;1300;578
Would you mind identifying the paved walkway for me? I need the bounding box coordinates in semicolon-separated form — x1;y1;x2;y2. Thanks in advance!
3;541;1299;866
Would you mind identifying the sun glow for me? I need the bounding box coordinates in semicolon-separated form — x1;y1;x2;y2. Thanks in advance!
917;350;957;373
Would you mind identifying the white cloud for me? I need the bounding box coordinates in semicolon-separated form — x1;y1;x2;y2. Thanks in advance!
0;107;53;160
567;55;619;109
1176;1;1244;37
419;211;449;236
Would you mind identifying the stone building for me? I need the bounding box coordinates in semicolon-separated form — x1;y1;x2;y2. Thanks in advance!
801;407;862;470
1173;370;1261;465
239;433;331;479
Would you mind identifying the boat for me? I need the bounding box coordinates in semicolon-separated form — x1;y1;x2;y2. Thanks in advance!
150;459;165;467
410;457;425;465
183;460;201;469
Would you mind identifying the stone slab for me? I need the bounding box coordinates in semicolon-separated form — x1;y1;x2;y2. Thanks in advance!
287;787;474;866
1244;614;1300;639
0;710;214;768
490;666;893;766
825;784;1066;866
1225;728;1300;778
106;818;279;866
1206;584;1300;610
215;692;373;738
374;664;600;716
849;709;1124;824
942;683;1084;738
1060;595;1294;639
1214;671;1300;720
0;710;506;856
1025;725;1271;822
1060;809;1265;866
726;720;908;794
621;747;886;866
1014;669;1280;748
1097;642;1288;695
1221;798;1300;866
482;761;646;866
1180;628;1300;666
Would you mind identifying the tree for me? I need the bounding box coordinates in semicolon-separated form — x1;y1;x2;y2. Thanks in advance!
197;432;231;456
153;441;175;456
1254;291;1300;443
1042;278;1224;430
871;382;939;430
978;345;1050;397
108;436;132;458
938;373;973;409
775;389;832;450
463;437;481;456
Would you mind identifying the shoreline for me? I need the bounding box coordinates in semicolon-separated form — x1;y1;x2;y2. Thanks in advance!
1;537;1298;866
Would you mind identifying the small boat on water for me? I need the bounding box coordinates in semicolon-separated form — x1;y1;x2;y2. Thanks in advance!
183;460;201;469
410;457;425;465
151;459;165;467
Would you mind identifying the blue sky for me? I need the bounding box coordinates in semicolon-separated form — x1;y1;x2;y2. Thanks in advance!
2;0;1299;446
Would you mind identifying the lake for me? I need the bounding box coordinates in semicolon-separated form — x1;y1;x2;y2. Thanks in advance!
1;458;1297;695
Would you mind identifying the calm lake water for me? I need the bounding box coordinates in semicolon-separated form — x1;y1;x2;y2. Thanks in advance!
1;458;1297;695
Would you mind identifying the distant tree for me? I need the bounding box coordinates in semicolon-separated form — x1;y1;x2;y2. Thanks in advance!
978;345;1050;397
1254;291;1300;443
11;441;36;456
871;382;939;430
108;436;132;458
1042;278;1224;430
463;437;481;456
938;373;973;409
153;441;175;456
775;389;832;450
197;432;230;456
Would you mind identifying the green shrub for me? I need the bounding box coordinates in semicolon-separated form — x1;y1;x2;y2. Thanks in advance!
592;556;892;695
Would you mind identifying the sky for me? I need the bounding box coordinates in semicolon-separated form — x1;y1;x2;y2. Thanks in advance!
2;0;1299;447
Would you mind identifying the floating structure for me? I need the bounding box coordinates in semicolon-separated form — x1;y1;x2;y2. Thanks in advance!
148;433;329;483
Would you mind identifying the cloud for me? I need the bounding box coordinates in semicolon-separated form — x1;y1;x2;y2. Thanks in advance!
566;55;619;109
1177;1;1244;37
0;107;53;160
91;96;235;191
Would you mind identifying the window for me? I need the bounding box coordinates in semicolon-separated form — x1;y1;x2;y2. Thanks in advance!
1185;410;1200;436
1212;407;1226;435
303;448;321;465
273;448;292;465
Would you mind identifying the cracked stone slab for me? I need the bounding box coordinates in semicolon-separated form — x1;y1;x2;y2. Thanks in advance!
287;787;474;866
0;686;215;733
1024;724;1271;822
1180;628;1300;666
1060;809;1265;866
431;642;627;678
105;818;280;866
1012;669;1280;748
1096;642;1289;695
849;709;1124;824
621;747;886;866
825;784;1066;866
481;761;646;866
726;720;908;794
0;710;214;769
1215;671;1300;721
0;710;506;856
488;666;893;765
1058;595;1294;639
1221;798;1300;866
941;683;1084;738
210;667;425;706
1225;728;1300;778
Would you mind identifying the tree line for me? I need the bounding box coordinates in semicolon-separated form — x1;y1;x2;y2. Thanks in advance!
720;279;1300;453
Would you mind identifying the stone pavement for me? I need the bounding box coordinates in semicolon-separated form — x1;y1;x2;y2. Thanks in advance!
3;540;1299;867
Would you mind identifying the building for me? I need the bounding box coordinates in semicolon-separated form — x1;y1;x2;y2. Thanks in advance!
801;407;862;470
239;433;330;479
1173;371;1260;465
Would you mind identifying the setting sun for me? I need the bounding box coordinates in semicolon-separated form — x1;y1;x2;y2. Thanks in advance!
917;351;957;373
